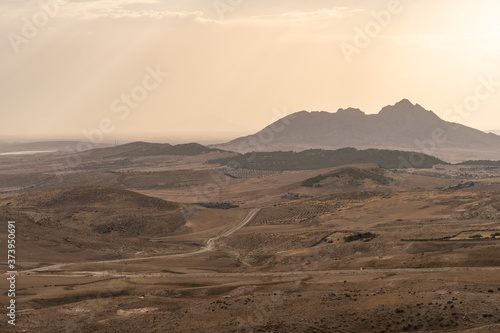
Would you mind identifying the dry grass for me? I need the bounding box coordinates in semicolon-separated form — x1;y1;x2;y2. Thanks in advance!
1;152;500;332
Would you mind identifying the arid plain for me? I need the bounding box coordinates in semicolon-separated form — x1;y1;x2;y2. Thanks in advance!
1;143;500;332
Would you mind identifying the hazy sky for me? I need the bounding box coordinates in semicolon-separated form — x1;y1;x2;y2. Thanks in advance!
2;0;500;142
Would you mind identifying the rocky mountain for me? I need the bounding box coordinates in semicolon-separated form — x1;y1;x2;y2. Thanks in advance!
214;99;500;162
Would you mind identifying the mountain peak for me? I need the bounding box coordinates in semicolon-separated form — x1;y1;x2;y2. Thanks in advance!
382;99;418;112
395;98;415;107
379;99;432;117
336;107;365;116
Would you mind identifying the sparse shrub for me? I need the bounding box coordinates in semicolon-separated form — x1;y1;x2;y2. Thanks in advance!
302;167;392;187
344;232;377;242
401;324;412;331
194;202;239;209
302;174;327;187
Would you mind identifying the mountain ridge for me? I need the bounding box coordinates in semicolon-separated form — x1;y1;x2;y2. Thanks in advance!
83;141;225;158
214;99;500;162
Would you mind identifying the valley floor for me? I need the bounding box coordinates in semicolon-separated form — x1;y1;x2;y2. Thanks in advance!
1;150;500;332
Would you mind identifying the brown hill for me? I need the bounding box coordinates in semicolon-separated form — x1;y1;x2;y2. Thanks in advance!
0;187;186;238
83;142;223;159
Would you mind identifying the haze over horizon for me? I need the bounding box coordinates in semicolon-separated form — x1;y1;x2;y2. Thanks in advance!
2;0;500;141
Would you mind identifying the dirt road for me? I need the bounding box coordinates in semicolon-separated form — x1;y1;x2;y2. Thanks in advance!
19;208;261;274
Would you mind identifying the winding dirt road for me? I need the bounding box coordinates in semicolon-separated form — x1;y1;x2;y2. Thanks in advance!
19;208;261;274
17;207;500;279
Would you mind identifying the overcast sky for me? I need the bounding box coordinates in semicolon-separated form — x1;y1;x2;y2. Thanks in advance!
2;0;500;142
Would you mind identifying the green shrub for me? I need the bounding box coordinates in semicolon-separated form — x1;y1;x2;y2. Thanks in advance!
344;232;377;242
194;202;239;210
302;167;392;187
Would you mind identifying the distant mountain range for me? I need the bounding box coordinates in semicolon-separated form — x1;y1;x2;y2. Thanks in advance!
85;142;224;158
214;99;500;162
